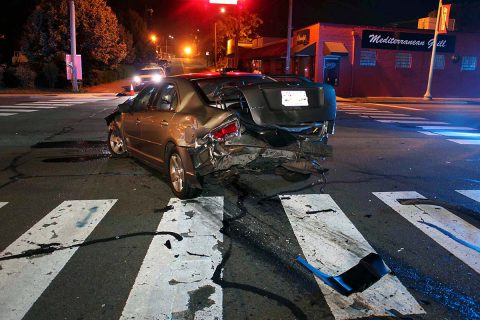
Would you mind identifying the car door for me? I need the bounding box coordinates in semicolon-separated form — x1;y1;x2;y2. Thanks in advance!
140;82;178;166
123;85;157;153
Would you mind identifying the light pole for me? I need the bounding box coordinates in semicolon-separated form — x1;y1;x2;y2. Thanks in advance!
69;0;78;92
285;0;293;74
214;7;226;70
424;0;443;100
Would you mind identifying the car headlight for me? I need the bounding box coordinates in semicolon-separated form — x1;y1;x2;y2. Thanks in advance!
152;74;162;83
133;76;141;83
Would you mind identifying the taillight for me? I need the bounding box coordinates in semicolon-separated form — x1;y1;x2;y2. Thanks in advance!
211;122;238;141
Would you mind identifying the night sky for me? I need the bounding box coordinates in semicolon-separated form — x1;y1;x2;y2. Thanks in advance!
0;0;452;62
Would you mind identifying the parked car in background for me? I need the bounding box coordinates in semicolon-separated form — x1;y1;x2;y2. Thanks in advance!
106;72;336;198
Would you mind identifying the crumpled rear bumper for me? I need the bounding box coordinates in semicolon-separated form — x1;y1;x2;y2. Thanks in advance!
191;132;331;176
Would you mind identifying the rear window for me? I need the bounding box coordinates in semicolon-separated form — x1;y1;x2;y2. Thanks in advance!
192;75;275;102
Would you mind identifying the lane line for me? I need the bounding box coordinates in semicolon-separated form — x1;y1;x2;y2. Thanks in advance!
281;194;424;320
456;190;480;203
417;126;477;131
447;139;480;145
374;191;480;274
10;105;57;109
376;120;447;124
0;113;16;116
362;116;427;120
0;199;117;320
367;103;421;111
434;132;480;138
0;202;7;209
345;111;393;114
120;197;223;320
418;131;439;136
0;109;37;113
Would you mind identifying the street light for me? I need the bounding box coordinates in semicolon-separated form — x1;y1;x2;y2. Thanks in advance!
150;34;157;43
215;7;226;70
184;46;192;56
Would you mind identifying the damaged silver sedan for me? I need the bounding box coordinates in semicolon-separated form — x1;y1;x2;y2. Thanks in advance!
106;72;336;198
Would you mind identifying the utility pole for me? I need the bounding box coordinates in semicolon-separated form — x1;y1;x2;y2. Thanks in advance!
69;0;79;92
214;22;218;69
285;0;293;74
423;0;443;100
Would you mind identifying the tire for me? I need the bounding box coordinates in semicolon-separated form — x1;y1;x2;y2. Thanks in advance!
167;146;201;199
108;127;127;157
275;166;311;182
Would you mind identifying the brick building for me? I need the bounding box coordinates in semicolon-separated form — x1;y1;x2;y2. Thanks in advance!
241;23;480;98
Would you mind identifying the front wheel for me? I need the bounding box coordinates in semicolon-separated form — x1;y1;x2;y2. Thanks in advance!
108;127;127;156
167;146;201;199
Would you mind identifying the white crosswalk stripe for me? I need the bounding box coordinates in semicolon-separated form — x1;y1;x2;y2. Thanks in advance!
120;197;223;320
374;191;480;274
8;105;57;108
361;116;427;120
377;120;447;124
0;109;36;112
0;113;16;116
1;191;479;319
0;199;117;320
456;190;480;202
414;126;480;145
281;194;424;320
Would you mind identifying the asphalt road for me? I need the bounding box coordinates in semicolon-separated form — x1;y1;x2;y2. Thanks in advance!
0;94;479;320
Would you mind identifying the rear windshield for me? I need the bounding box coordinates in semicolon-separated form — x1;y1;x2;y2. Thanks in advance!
192;75;275;102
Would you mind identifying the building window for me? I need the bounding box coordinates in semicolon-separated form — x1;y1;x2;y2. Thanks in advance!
433;54;445;70
461;56;477;71
359;50;376;67
395;53;412;69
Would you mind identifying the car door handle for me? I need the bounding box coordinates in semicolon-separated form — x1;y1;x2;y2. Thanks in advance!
135;119;141;125
160;120;169;126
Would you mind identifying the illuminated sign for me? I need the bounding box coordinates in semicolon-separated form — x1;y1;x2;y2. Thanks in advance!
209;0;238;4
361;30;456;53
296;29;310;45
438;4;451;34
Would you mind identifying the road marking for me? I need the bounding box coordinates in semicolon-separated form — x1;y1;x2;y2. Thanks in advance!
0;202;7;209
418;131;439;136
447;139;480;145
374;192;480;274
417;126;477;131
0;199;117;320
456;190;480;202
10;105;57;109
281;194;424;320
0;109;37;112
30;102;73;106
376;120;447;124
362;116;426;120
434;132;480;138
0;113;17;116
345;111;393;114
367;103;421;111
121;197;223;320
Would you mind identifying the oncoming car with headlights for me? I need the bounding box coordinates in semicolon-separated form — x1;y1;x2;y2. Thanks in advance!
132;66;166;88
106;72;336;199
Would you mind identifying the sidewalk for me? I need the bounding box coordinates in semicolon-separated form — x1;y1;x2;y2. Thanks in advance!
83;79;131;94
337;96;480;105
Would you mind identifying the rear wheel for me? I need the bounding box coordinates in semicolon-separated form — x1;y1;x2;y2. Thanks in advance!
167;146;201;199
108;127;127;156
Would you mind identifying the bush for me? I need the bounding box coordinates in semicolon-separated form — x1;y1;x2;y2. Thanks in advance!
14;65;36;88
42;62;59;88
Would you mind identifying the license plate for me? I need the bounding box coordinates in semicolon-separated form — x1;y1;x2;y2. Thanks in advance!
281;90;309;107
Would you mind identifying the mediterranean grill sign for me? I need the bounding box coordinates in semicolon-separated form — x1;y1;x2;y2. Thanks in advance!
361;30;456;53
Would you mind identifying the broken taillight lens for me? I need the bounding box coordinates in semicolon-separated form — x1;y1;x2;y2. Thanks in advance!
211;122;238;141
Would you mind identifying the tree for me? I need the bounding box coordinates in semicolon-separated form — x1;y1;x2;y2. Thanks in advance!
21;0;127;70
215;10;263;67
118;10;156;63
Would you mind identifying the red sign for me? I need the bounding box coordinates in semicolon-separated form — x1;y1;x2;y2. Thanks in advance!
66;54;83;80
438;4;451;34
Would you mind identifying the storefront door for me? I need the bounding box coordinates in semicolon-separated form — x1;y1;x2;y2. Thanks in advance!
323;57;340;86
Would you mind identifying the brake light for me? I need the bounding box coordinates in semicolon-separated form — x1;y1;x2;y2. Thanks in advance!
211;122;238;141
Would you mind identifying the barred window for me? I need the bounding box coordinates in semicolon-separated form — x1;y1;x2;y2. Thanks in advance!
359;50;376;67
433;54;445;70
395;53;412;69
461;56;477;71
